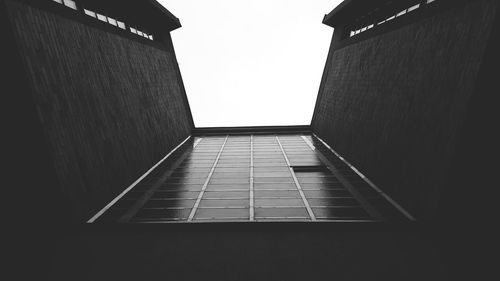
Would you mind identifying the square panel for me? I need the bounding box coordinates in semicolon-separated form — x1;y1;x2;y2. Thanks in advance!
213;167;250;173
203;191;249;199
209;178;250;184
199;199;249;208
254;177;294;183
254;183;297;190
255;198;304;207
211;172;249;178
253;172;291;178
194;208;249;219
253;167;290;173
206;184;249;191
255;207;309;218
254;190;301;198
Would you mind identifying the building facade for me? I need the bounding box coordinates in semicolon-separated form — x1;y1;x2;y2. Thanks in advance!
312;0;499;222
2;0;194;222
92;130;409;223
4;0;498;279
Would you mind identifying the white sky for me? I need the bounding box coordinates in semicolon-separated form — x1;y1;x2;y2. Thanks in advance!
157;0;341;127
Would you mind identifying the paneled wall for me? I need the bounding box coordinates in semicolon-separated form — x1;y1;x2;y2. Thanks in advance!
4;0;193;220
312;0;498;219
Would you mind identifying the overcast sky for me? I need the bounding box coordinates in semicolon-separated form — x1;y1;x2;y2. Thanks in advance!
157;0;341;127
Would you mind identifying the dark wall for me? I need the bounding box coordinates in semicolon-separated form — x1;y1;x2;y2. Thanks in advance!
312;0;498;220
4;0;193;221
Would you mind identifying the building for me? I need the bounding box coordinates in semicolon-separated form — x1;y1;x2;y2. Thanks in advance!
313;0;499;225
91;127;410;223
3;0;498;280
2;0;193;223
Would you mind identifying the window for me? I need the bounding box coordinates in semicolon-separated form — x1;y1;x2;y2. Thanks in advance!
63;0;77;10
48;0;154;41
96;13;107;22
84;9;96;18
117;21;126;30
349;0;436;37
107;17;118;26
396;10;406;17
408;4;420;12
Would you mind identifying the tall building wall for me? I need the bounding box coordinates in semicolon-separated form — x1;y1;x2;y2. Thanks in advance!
3;0;193;220
312;0;498;220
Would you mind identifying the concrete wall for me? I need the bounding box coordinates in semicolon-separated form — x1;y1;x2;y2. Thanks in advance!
4;0;193;221
312;0;498;220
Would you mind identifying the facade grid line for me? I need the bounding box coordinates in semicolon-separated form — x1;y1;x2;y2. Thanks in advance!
188;135;229;221
275;135;317;221
250;135;255;221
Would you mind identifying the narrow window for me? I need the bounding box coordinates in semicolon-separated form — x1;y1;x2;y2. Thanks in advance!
84;9;96;18
426;0;435;3
117;21;126;30
407;4;420;12
137;30;144;36
396;10;406;17
107;17;118;26
63;0;77;10
52;0;63;4
130;27;137;34
386;15;395;21
96;13;107;22
148;35;153;40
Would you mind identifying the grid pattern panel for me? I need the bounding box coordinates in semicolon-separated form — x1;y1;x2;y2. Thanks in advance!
97;133;408;223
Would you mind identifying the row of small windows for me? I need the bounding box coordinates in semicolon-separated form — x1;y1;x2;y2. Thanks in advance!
52;0;77;10
51;0;154;41
350;0;437;37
